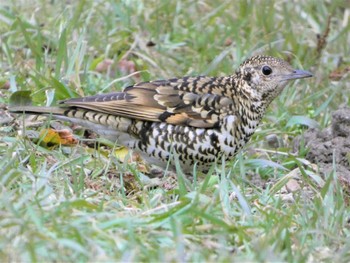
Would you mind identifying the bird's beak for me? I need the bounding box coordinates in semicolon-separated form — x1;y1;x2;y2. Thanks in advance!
282;69;313;81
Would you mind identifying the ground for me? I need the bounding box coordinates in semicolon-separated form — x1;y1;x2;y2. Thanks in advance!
293;107;350;193
0;0;350;262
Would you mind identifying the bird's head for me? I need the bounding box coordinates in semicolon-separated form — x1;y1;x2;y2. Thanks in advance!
237;55;313;104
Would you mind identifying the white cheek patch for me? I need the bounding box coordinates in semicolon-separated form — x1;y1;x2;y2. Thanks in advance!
251;72;261;85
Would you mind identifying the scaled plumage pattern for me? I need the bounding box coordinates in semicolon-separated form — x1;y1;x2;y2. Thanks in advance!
10;55;313;172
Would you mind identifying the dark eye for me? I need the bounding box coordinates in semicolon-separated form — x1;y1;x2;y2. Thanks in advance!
262;66;272;75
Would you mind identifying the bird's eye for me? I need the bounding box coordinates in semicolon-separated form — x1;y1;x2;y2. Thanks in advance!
262;66;272;76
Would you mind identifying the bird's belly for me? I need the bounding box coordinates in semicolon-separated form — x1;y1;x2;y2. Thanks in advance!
130;122;246;172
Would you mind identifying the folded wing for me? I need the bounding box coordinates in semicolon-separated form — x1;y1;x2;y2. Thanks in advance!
60;77;233;128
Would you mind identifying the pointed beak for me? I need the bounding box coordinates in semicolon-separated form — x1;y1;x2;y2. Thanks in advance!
282;69;313;81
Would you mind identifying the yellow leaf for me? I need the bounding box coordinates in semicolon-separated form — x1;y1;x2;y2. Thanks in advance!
114;146;129;162
39;128;78;147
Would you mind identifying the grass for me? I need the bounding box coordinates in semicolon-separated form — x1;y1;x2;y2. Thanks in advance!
1;0;350;262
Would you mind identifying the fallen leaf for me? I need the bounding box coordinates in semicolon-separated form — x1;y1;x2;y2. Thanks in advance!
114;146;130;162
39;128;78;147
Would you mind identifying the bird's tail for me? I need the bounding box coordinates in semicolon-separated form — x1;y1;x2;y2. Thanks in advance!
9;106;67;116
9;105;134;141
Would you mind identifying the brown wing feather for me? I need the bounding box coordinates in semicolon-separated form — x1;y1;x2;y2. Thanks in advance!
59;78;233;128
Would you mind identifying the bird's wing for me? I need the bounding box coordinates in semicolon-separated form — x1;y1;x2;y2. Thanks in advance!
60;77;233;128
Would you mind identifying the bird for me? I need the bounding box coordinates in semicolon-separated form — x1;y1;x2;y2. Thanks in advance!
10;55;313;173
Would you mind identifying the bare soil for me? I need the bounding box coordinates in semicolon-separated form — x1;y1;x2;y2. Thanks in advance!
293;106;350;189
